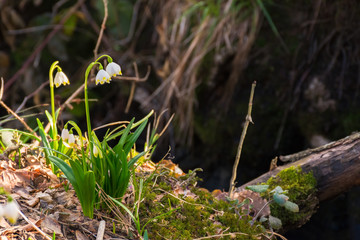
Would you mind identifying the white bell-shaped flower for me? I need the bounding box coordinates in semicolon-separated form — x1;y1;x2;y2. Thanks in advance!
3;201;20;224
105;62;122;77
93;145;99;157
68;133;76;145
95;69;111;85
61;128;69;140
54;71;70;88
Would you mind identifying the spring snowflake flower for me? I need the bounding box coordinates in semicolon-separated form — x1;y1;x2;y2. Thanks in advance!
61;128;69;140
95;69;111;85
93;145;99;157
61;128;76;147
2;201;20;224
54;71;70;88
68;133;75;145
105;62;122;77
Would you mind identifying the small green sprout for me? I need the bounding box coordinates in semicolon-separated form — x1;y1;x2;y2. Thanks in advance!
246;183;299;229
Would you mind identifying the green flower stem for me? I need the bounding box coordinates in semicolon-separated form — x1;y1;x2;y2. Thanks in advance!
49;61;60;139
95;54;112;63
84;62;96;160
84;54;113;161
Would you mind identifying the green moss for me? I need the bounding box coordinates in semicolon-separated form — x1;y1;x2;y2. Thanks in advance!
264;166;318;229
137;173;267;239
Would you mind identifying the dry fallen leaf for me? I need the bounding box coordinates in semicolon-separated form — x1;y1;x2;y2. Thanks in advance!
34;192;53;203
75;230;88;240
21;218;42;232
24;197;40;208
0;169;32;192
41;216;63;237
0;217;11;229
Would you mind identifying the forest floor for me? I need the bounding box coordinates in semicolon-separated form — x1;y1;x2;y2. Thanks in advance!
0;144;282;240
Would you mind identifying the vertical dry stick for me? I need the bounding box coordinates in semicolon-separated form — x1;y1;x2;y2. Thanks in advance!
125;63;138;113
229;81;256;198
93;0;108;59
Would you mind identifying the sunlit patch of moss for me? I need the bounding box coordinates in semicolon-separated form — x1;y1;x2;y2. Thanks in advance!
138;173;267;239
264;166;318;229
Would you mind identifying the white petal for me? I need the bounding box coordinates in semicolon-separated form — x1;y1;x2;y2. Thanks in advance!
54;72;62;88
54;71;69;88
0;205;4;217
3;201;19;224
106;62;122;77
93;145;99;157
96;70;111;85
61;128;69;140
68;134;75;145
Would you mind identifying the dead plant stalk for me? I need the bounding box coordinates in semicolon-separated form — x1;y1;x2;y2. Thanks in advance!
0;78;39;138
229;81;256;198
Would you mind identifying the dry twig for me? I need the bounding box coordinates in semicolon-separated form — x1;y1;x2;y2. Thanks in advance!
0;78;39;138
4;0;85;92
93;0;108;59
229;81;256;198
96;220;106;240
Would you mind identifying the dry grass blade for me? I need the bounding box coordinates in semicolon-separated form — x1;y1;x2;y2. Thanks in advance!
0;78;39;137
139;0;262;145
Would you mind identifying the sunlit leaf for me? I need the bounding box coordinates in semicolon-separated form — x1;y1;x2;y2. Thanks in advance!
273;193;288;206
246;184;269;193
284;200;299;212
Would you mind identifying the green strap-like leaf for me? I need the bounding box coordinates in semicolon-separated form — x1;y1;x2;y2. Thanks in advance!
123;119;148;155
70;160;95;218
36;119;52;158
246;184;269;193
128;151;146;168
48;156;76;187
118;118;134;148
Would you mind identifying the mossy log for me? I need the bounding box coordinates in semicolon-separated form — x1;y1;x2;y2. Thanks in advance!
240;132;360;202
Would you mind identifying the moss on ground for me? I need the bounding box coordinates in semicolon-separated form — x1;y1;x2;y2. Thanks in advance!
264;166;318;230
137;169;267;239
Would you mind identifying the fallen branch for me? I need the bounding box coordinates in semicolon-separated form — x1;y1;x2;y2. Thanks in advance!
240;132;360;202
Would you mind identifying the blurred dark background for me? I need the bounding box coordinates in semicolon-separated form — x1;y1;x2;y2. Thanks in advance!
1;0;360;239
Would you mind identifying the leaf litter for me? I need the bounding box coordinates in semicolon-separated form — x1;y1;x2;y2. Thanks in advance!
0;145;275;239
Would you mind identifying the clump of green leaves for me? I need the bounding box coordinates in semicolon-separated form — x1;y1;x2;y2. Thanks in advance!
37;56;157;219
246;184;299;229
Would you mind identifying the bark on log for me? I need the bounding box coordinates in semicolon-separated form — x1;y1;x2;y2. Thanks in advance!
240;132;360;201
